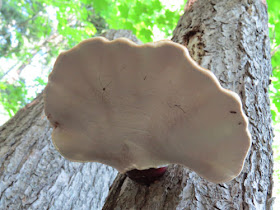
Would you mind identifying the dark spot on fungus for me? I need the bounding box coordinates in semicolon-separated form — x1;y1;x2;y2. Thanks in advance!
238;122;242;125
99;76;112;92
174;104;186;113
144;76;147;80
230;111;237;114
54;121;60;128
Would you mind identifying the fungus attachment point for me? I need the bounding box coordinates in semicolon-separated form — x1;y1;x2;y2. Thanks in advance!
126;167;167;186
44;37;251;184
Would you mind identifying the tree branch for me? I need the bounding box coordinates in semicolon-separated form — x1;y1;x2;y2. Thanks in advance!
271;44;280;56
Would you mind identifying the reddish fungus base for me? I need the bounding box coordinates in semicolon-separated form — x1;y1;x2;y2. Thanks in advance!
126;166;167;186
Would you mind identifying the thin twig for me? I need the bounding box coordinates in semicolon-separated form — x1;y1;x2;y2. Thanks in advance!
271;44;280;56
0;61;21;80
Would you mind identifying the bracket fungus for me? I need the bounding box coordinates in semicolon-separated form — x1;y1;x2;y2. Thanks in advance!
44;37;251;184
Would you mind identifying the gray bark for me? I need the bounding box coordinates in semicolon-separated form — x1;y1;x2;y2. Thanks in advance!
0;30;138;210
103;0;274;209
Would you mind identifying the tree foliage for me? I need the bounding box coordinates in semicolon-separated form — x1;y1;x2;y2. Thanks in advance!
268;0;280;122
0;79;28;117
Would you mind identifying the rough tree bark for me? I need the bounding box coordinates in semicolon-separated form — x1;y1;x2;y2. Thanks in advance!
0;30;140;210
103;0;274;209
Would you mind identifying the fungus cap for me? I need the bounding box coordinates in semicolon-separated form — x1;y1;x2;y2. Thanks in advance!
44;37;251;183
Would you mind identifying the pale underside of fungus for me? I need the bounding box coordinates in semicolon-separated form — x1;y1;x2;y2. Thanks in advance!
44;37;251;184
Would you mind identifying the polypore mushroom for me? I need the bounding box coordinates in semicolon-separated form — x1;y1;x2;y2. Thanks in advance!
44;37;251;184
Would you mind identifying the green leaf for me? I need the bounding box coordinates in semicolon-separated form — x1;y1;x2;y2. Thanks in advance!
34;77;47;86
140;28;153;42
272;109;276;121
119;4;129;19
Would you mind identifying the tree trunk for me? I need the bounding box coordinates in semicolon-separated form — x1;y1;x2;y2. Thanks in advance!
0;30;139;210
103;0;274;209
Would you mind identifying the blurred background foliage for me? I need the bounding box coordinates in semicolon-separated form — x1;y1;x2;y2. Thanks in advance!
268;0;280;203
268;0;280;123
0;0;279;204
